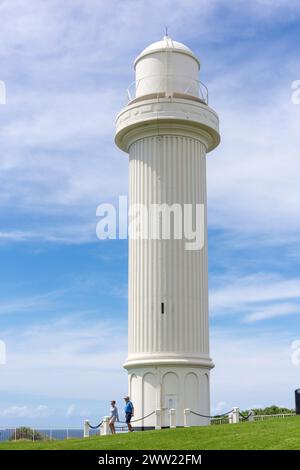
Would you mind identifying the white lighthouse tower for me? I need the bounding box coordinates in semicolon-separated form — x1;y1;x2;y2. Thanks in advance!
115;36;220;427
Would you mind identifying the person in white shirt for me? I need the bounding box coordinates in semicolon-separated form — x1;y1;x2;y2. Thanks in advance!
109;400;119;434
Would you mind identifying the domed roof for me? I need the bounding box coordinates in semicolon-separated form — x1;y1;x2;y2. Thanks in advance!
134;36;200;69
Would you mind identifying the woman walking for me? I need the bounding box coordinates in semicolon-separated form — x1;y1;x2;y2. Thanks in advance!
109;400;119;434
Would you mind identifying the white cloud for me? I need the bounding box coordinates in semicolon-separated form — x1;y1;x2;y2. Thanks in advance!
2;91;118;147
0;289;65;316
210;273;300;322
207;83;300;239
211;329;299;411
0;315;127;402
0;223;98;244
0;0;299;243
65;404;76;417
243;302;300;323
0;339;6;365
212;401;228;414
0;405;49;418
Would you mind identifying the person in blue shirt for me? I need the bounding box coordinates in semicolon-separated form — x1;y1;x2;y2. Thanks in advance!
124;396;134;432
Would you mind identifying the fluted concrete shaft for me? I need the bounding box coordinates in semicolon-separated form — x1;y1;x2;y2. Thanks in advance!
128;135;209;360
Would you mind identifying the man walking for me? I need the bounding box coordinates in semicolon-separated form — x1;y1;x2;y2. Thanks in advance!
124;396;134;432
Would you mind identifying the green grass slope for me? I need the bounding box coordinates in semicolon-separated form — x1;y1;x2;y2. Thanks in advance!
1;418;300;450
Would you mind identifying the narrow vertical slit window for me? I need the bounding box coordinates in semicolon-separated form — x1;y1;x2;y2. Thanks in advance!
161;302;165;314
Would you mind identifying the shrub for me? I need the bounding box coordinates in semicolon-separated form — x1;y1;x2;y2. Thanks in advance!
10;427;45;441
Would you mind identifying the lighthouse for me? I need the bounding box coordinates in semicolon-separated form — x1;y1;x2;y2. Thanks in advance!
115;36;220;427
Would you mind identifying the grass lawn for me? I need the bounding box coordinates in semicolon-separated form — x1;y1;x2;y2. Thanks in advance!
0;418;300;450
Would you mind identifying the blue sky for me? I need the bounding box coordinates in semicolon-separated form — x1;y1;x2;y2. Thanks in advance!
0;0;300;426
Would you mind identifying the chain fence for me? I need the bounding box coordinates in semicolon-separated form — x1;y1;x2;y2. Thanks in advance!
191;409;234;419
1;411;297;441
87;420;103;430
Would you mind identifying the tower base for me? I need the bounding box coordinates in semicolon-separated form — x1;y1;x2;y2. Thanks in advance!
126;365;211;427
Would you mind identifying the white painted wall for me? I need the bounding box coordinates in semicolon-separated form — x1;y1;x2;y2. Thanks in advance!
128;367;210;427
134;36;200;99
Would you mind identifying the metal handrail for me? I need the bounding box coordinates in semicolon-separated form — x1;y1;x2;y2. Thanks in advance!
253;413;296;420
126;74;209;104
